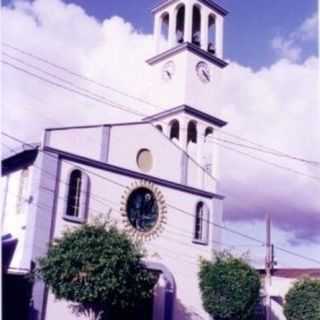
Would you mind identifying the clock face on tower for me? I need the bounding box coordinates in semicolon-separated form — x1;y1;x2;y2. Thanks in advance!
162;61;175;82
196;61;211;83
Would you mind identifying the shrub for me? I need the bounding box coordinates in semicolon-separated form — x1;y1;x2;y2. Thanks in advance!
199;252;261;320
38;222;156;320
284;278;320;320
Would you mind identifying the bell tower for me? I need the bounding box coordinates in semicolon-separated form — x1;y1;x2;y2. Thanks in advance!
147;0;228;113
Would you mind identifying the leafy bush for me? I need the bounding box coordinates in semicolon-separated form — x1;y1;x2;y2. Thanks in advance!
199;252;261;320
38;222;156;320
284;278;320;320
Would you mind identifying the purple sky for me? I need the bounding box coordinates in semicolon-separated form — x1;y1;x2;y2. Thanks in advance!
3;0;316;68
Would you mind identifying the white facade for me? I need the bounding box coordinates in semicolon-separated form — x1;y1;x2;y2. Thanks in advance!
2;1;230;320
262;269;320;320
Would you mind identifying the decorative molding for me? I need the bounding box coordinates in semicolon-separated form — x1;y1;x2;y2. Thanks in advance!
151;0;228;16
144;104;228;128
120;180;167;241
45;121;148;132
44;146;224;200
146;42;228;68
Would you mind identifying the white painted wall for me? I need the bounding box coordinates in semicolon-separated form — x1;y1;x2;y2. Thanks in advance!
48;127;104;161
108;123;183;184
2;166;35;270
45;159;223;320
268;276;298;320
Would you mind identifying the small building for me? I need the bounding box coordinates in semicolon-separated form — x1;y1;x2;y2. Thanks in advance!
258;268;320;320
2;1;230;320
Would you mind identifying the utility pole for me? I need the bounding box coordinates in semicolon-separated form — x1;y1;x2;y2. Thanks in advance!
265;212;275;320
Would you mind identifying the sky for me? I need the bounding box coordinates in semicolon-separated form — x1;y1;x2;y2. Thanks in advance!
1;0;319;268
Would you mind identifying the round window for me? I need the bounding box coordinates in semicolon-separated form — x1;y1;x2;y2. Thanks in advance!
126;187;159;232
136;149;153;173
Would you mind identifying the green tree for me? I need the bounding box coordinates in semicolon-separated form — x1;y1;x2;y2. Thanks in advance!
199;252;261;320
284;278;320;320
37;222;156;320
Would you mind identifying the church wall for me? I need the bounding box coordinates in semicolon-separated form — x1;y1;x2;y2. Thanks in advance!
47;127;104;161
184;52;224;115
148;50;189;108
108;123;184;184
44;158;223;320
2;166;35;270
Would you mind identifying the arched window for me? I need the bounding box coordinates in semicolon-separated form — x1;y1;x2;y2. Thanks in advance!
208;15;216;54
176;5;185;44
160;12;170;42
192;5;201;47
193;202;209;244
169;120;180;141
65;169;90;223
187;121;197;144
205;127;213;142
156;124;163;132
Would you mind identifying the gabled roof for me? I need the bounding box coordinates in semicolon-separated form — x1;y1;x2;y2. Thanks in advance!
143;104;227;127
146;42;228;68
257;268;320;279
45;146;224;200
152;0;229;16
2;145;39;176
45;121;149;132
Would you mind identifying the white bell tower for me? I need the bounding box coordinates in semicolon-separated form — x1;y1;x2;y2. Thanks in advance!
147;0;228;113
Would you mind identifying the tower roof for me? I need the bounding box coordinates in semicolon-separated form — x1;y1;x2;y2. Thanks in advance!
143;105;227;127
152;0;229;16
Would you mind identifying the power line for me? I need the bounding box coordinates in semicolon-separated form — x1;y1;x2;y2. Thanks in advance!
2;42;159;110
2;59;220;183
4;58;319;186
213;141;320;183
3;132;320;266
3;54;319;185
3;42;319;168
209;136;320;167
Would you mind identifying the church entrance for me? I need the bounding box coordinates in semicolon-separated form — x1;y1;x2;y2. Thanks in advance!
108;262;175;320
107;271;159;320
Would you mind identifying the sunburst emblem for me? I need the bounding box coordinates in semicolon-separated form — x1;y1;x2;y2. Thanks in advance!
120;180;167;241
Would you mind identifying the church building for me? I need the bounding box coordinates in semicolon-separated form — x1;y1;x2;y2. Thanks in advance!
2;1;230;319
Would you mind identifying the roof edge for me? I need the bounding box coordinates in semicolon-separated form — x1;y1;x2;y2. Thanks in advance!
44;146;225;200
147;42;228;68
144;104;227;127
152;0;228;16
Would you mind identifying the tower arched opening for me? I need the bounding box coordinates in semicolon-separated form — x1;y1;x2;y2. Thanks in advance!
208;14;216;54
160;12;170;42
169;119;180;141
192;5;201;47
176;4;185;44
187;121;197;144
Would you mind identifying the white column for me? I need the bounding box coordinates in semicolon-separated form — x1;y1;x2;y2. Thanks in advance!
184;3;193;43
169;8;177;48
216;15;224;58
200;8;209;51
154;13;162;54
197;125;206;188
180;117;189;185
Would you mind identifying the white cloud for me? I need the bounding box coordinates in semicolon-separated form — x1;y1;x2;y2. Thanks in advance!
271;12;318;62
2;0;319;246
298;12;319;41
